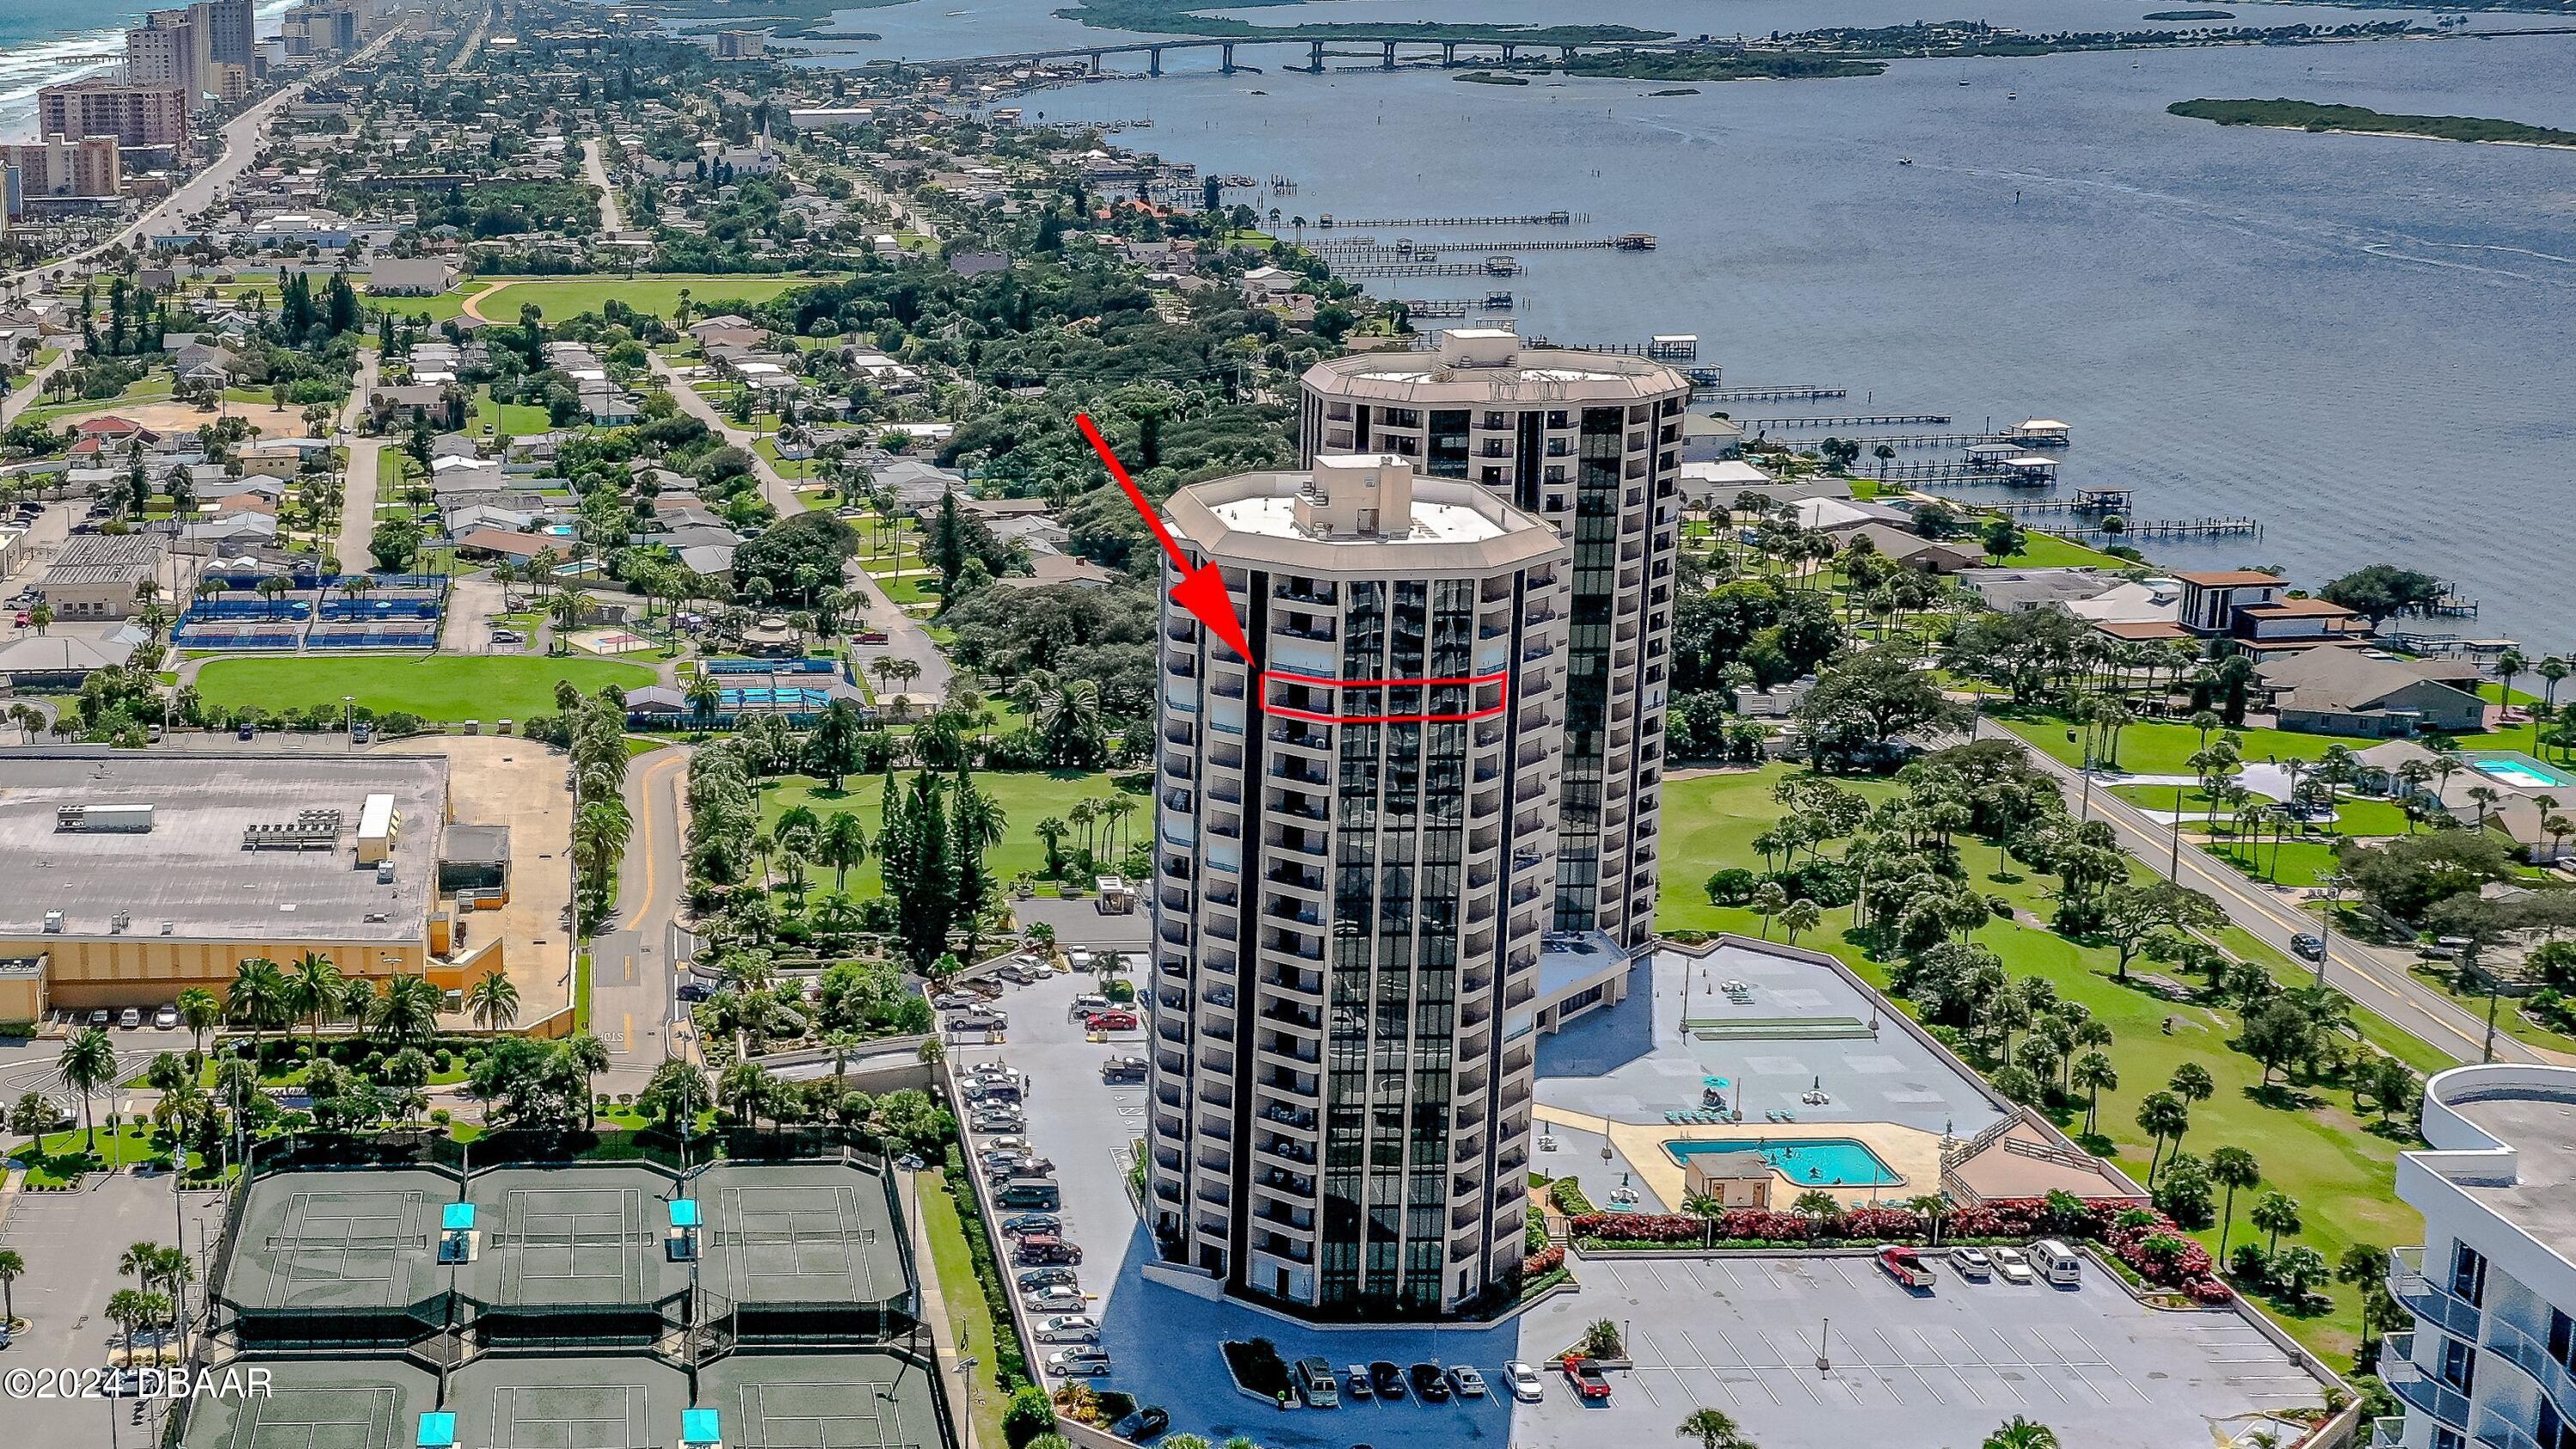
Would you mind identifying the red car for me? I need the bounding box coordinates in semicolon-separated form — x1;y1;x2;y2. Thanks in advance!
1560;1355;1611;1401
1084;1009;1139;1032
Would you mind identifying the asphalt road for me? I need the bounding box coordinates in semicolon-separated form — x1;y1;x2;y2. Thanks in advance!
588;742;693;1093
1977;716;2560;1067
584;138;625;234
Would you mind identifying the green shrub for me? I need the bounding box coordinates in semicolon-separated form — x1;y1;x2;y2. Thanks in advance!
1000;1386;1054;1448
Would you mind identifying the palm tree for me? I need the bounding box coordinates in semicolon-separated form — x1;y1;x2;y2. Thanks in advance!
2136;1091;2188;1185
1676;1406;1756;1449
176;986;221;1058
2208;1146;2262;1260
0;1249;23;1329
227;957;290;1061
58;1027;118;1154
685;671;723;728
2069;1050;2116;1136
1981;1418;2061;1449
817;812;867;892
288;951;341;1050
368;974;441;1047
561;1032;611;1127
2250;1190;2302;1255
465;971;520;1032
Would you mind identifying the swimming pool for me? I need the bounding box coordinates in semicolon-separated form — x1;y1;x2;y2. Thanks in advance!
2466;751;2576;788
1665;1136;1905;1189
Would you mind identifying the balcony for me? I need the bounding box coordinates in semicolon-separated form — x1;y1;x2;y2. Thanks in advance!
2384;1360;2472;1432
2474;1408;2543;1449
2391;1247;2482;1340
2484;1313;2576;1422
1255;1233;1314;1264
1259;1101;1319;1134
1256;1134;1316;1166
1256;1166;1315;1196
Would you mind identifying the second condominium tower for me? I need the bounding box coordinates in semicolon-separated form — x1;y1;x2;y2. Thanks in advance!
1147;456;1568;1314
1300;327;1689;952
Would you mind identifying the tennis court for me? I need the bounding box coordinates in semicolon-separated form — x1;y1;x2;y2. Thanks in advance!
695;1163;904;1308
447;1358;687;1449
698;1353;944;1449
222;1170;451;1313
183;1359;431;1449
465;1166;690;1309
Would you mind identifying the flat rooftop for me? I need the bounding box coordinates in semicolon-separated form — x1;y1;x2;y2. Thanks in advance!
2426;1066;2576;1245
1208;490;1512;545
0;750;447;944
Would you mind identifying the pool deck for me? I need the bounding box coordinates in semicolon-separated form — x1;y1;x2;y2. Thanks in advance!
1538;1105;1947;1210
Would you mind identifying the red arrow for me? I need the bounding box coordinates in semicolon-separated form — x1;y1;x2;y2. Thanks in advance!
1076;411;1255;664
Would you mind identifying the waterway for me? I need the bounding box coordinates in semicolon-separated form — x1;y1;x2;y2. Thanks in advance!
786;0;2576;647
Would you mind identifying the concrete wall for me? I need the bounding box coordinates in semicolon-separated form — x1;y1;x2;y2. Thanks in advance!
1;931;433;1009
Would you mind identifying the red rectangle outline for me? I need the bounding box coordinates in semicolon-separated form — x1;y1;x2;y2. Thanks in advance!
1256;667;1511;725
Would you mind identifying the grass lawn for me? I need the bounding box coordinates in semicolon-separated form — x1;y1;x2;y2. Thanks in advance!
16;374;178;428
1656;764;2424;1364
195;654;657;722
756;768;1143;895
471;387;552;437
917;1170;1011;1449
1999;531;2132;569
21;1123;197;1183
392;273;835;325
1999;714;2353;776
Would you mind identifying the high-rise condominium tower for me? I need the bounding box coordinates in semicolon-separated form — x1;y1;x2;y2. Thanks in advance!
1298;327;1689;953
1145;455;1567;1314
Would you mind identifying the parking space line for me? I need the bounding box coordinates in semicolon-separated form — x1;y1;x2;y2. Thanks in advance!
1674;1330;1747;1406
2060;1327;2150;1404
1944;1325;2029;1406
1693;1327;1777;1406
1873;1327;1944;1406
1625;1325;1666;1409
1754;1329;1831;1404
1988;1325;2074;1404
1911;1326;1996;1407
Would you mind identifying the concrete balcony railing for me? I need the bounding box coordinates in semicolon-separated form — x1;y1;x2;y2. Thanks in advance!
2383;1359;2472;1433
2391;1246;2482;1340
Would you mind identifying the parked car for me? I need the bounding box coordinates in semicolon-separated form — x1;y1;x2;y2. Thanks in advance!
1034;1315;1100;1344
1410;1362;1451;1402
1369;1361;1406;1400
1015;1267;1078;1292
1023;1286;1086;1313
1070;993;1111;1018
1448;1365;1487;1398
1951;1246;1994;1281
1504;1361;1544;1403
1344;1364;1373;1401
490;628;523;643
1993;1246;2036;1284
933;993;978;1010
1560;1356;1612;1401
87;1008;109;1026
236;723;256;740
351;721;371;744
950;1012;1009;1034
1083;1009;1139;1032
152;1005;179;1031
970;1109;1026;1134
999;1213;1063;1238
1296;1357;1339;1408
1099;1055;1148;1084
981;1151;1054;1178
1114;1407;1169;1441
980;1135;1035;1155
1047;1348;1113;1378
1014;1235;1082;1266
2290;933;2327;962
854;630;890;644
676;981;714;1002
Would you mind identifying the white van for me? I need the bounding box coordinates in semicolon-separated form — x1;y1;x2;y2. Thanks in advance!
2030;1239;2082;1286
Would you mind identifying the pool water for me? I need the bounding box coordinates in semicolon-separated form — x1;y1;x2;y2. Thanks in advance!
1665;1136;1905;1189
2467;752;2576;788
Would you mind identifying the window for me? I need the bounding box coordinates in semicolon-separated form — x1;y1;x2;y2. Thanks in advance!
2450;1243;2487;1306
2437;1332;2476;1393
2552;1306;2576;1373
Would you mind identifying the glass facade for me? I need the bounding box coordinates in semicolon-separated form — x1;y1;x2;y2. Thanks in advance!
1316;578;1473;1312
1553;405;1622;931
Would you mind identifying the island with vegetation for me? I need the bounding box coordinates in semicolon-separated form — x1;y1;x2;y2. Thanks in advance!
2169;97;2576;148
1455;70;1530;86
2145;9;2236;18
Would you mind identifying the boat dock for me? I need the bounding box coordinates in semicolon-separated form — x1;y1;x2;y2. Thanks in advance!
1319;210;1583;227
1343;259;1522;277
1842;431;2018;451
2063;517;2260;540
1523;334;1700;360
1317;235;1649;254
1979;488;2133;515
1745;413;1952;430
1702;386;1848;403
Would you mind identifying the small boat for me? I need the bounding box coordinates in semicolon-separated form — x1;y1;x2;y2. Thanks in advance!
1898;157;1913;166
2007;90;2019;100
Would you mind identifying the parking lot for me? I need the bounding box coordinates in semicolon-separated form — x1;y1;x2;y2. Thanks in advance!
1510;1251;2326;1449
952;963;1521;1447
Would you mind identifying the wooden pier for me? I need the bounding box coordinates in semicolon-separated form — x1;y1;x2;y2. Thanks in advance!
1702;386;1847;404
1525;336;1699;360
1878;461;2038;484
1320;210;1583;227
1978;488;2132;516
2063;517;2260;540
1343;259;1521;277
1745;413;1952;430
1845;432;2012;451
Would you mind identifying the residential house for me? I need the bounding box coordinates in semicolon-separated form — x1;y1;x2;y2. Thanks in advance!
2255;648;2488;738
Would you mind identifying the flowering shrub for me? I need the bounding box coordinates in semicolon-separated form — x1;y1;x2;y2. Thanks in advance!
1523;1245;1565;1278
1568;1195;2229;1301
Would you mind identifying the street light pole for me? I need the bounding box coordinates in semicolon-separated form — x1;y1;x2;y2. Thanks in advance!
2316;874;2345;990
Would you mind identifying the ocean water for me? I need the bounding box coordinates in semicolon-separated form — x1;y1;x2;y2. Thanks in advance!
0;0;292;137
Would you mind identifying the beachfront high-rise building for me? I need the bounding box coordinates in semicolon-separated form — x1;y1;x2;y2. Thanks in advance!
1145;455;1568;1315
197;0;257;70
3;137;123;201
2380;1062;2576;1449
37;79;191;151
1299;327;1689;953
127;9;214;102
